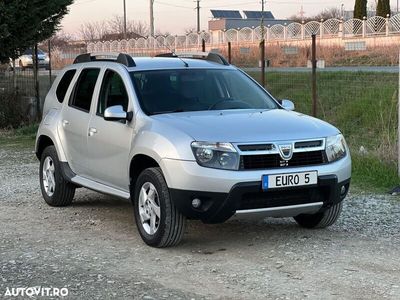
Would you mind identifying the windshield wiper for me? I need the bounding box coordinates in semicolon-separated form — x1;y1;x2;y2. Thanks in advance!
150;109;185;116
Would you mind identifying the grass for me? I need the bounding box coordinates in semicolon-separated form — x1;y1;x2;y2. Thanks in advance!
249;71;399;192
0;123;38;149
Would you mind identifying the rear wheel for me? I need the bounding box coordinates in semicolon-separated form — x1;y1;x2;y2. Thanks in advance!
133;167;186;248
294;202;343;229
39;146;75;207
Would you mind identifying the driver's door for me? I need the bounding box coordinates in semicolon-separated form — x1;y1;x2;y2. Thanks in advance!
86;68;134;191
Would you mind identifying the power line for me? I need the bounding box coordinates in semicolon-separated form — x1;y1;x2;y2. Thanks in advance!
154;1;193;9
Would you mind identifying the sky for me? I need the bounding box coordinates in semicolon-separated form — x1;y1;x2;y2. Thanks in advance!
61;0;400;38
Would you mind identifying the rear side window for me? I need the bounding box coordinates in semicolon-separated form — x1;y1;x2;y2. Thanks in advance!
69;68;100;112
56;70;76;103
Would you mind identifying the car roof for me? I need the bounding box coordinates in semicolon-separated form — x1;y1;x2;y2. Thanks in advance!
126;57;235;71
67;55;236;72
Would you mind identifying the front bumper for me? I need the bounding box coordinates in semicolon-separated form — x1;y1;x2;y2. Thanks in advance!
161;154;351;223
170;175;350;223
161;153;351;193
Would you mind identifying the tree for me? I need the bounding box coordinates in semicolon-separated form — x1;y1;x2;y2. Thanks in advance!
0;0;73;63
289;7;343;23
354;0;368;19
377;0;391;17
79;16;149;42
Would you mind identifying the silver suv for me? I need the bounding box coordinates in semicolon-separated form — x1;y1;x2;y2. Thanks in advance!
36;52;351;248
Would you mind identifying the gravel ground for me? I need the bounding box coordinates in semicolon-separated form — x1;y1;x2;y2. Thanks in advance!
0;145;399;300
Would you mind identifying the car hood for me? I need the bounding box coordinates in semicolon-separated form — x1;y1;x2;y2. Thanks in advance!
151;109;340;143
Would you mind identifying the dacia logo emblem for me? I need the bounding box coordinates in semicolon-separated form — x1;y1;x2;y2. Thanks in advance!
278;144;293;161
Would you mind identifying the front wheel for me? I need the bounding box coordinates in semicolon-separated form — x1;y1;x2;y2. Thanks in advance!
294;202;343;229
133;167;186;248
39;146;75;207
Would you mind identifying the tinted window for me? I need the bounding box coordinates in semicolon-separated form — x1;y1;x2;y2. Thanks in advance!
98;70;129;115
56;70;76;103
70;68;100;112
131;69;277;115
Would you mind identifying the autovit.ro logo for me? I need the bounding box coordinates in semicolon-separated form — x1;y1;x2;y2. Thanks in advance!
4;286;69;298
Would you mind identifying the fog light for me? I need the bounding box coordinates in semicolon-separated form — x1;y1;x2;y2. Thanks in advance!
192;198;202;209
340;185;346;196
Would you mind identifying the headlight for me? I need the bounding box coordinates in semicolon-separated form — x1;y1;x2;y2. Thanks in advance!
191;142;240;170
325;134;347;162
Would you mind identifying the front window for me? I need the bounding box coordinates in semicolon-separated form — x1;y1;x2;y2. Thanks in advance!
131;69;277;115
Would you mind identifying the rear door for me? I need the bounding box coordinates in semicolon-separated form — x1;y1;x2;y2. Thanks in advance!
86;68;135;190
58;68;101;176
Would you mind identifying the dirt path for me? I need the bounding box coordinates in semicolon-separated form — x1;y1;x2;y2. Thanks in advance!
0;145;399;299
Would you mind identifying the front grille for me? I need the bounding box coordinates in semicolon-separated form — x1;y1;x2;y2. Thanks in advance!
237;187;327;210
295;140;323;149
238;144;274;151
240;150;326;170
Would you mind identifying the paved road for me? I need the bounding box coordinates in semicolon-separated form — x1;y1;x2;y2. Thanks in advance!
0;143;399;299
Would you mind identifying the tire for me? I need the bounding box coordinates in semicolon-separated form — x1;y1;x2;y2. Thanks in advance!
133;167;186;248
294;202;343;229
39;146;75;207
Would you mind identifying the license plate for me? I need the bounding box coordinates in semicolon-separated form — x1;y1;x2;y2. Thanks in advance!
262;171;318;190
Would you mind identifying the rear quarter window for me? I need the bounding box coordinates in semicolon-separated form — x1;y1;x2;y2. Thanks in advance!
56;70;76;103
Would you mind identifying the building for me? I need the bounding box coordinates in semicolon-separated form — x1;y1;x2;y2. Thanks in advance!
208;10;292;43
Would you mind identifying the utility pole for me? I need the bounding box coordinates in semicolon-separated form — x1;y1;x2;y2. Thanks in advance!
123;0;127;39
196;0;201;33
150;0;155;36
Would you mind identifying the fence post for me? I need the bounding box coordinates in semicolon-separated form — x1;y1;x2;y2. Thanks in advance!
284;23;288;41
48;39;52;87
311;34;317;117
340;18;345;39
228;41;232;64
301;21;305;40
320;19;324;39
202;39;206;52
386;14;390;36
362;16;367;37
260;39;265;87
33;44;41;121
174;35;177;51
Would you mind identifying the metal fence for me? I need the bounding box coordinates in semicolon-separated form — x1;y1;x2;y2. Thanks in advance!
0;69;53;126
86;14;400;52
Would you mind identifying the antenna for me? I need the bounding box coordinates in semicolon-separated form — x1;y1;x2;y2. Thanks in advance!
137;33;189;68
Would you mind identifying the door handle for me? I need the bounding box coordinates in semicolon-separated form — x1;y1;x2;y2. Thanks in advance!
88;127;97;137
62;120;69;127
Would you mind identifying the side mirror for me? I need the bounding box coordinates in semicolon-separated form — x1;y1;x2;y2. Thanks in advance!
104;105;133;122
281;99;295;111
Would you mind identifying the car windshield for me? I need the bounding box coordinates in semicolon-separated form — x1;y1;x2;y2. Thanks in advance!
130;69;278;115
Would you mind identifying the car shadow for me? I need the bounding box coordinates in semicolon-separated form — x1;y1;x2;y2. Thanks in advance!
66;189;345;249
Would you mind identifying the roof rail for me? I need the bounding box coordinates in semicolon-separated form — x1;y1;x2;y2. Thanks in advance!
156;52;230;66
73;52;136;67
